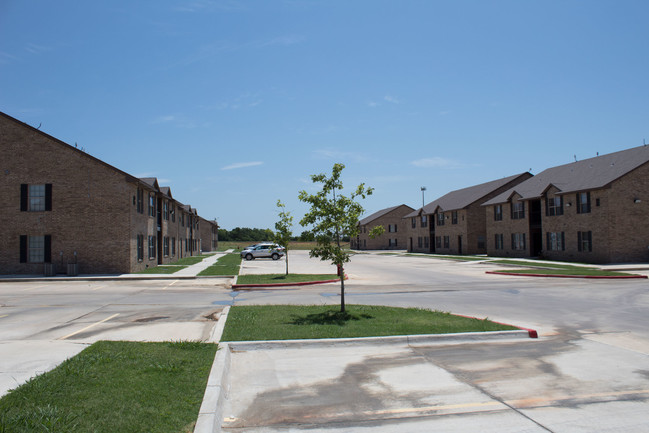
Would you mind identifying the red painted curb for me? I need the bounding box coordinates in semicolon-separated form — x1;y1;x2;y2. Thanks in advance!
233;276;346;290
486;271;647;279
455;314;538;339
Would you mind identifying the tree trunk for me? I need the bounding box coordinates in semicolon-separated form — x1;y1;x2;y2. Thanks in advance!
285;251;289;276
339;264;345;312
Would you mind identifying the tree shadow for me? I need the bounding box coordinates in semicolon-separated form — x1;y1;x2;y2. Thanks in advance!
287;310;374;326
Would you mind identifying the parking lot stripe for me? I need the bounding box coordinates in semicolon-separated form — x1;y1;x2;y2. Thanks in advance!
57;313;120;340
21;285;47;291
91;285;106;291
163;280;179;290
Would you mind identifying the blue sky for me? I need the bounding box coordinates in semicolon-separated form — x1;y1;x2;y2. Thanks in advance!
2;1;649;230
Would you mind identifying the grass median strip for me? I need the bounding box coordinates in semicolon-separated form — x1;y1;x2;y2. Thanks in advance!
198;253;242;276
221;305;518;341
0;341;217;433
236;274;338;285
488;261;637;277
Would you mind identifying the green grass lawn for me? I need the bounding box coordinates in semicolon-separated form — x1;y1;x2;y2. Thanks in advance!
488;260;637;276
136;265;187;274
492;268;635;277
173;255;207;266
236;274;338;285
198;253;241;276
221;304;518;341
0;341;217;433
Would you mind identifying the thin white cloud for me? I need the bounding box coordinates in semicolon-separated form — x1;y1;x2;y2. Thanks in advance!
411;157;464;169
384;95;400;104
367;101;379;108
221;161;264;170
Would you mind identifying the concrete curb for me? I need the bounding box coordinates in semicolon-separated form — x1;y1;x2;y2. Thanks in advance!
232;275;347;290
486;271;648;279
194;343;231;433
225;329;534;351
208;306;231;343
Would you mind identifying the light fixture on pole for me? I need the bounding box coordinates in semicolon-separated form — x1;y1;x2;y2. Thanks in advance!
420;186;426;208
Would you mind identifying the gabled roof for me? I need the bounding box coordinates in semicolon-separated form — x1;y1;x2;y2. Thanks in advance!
359;204;414;226
484;146;649;205
140;177;159;189
416;173;531;214
159;186;173;199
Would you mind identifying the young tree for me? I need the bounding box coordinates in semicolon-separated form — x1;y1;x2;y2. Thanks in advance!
274;200;293;275
298;163;381;312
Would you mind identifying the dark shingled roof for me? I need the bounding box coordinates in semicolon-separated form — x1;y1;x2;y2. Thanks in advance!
359;204;414;226
484;145;649;205
405;173;531;217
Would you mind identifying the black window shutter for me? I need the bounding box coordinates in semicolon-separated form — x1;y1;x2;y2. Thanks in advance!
578;232;582;251
44;235;52;262
20;184;28;211
546;232;550;250
45;184;52;211
576;194;581;214
588;231;593;252
561;232;565;251
20;235;27;262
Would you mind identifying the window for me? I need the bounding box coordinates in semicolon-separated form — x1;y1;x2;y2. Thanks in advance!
20;235;51;263
451;211;458;225
148;236;157;259
389;238;398;247
477;236;486;250
388;224;397;233
578;231;593;252
148;193;155;217
511;233;526;251
171;204;175;222
512;202;525;219
136;188;144;213
21;184;52;212
171;237;176;256
443;236;450;248
163;237;169;257
181;213;185;227
577;192;591;214
546;196;563;216
424;236;429;249
421;215;428;228
411;218;416;229
437;213;445;226
163;201;169;221
546;232;565;251
494;205;503;221
29;236;45;263
495;234;504;250
418;237;423;248
436;236;441;248
137;234;144;261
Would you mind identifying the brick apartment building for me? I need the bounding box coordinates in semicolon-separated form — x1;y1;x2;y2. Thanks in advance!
0;111;218;275
483;146;649;263
404;173;532;254
352;204;414;250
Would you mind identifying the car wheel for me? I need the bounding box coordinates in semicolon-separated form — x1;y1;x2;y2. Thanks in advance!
245;253;253;261
272;253;279;260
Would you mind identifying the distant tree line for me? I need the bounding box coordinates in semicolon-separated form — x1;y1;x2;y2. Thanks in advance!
218;227;318;242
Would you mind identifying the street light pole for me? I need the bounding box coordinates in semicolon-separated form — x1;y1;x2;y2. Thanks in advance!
420;186;426;208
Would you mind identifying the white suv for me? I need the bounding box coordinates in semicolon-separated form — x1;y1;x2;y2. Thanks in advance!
240;243;285;261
